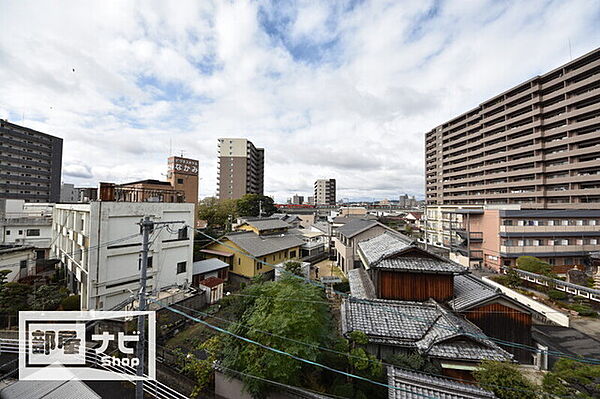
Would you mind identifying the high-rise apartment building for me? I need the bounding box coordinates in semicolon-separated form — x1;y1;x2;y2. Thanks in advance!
0;120;63;203
425;47;600;209
314;179;336;205
217;138;264;200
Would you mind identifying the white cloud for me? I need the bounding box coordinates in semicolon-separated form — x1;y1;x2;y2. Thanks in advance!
0;0;598;202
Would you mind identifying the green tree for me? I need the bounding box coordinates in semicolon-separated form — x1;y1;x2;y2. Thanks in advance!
542;358;600;398
179;336;224;398
0;282;32;313
220;276;331;398
516;256;554;277
474;360;539;399
197;197;238;229
60;295;81;310
236;194;277;217
29;285;69;311
283;260;302;277
385;352;440;375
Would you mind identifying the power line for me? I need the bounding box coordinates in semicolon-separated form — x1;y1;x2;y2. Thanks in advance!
166;301;558;398
225;292;571;314
149;298;438;399
191;226;600;364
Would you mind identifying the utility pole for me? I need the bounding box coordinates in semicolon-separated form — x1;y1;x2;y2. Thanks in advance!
136;216;152;399
136;216;186;399
259;200;263;218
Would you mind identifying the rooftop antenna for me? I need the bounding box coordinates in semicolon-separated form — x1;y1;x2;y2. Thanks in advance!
180;149;185;158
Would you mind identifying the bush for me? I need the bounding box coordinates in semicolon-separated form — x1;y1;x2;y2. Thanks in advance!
516;256;553;276
60;295;81;311
547;290;567;301
474;361;539;399
569;304;596;317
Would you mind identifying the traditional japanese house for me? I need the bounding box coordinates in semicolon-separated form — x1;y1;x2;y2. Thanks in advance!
357;232;466;301
449;274;533;364
341;297;512;381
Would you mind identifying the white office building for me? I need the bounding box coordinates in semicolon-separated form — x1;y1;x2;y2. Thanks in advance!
52;202;194;310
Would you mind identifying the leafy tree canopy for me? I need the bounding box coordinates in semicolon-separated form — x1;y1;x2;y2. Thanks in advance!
220;276;331;398
28;285;69;311
474;360;539;399
516;256;554;277
283;260;302;277
543;358;600;398
236;194;277;217
197;197;237;229
0;282;32;313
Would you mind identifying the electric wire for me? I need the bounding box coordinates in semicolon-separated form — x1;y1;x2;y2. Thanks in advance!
164;300;560;398
191;226;600;365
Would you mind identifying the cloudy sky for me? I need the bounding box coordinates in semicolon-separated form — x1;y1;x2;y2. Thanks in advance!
1;1;599;202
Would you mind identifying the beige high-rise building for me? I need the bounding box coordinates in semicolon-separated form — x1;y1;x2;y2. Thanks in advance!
314;179;336;205
217;139;264;200
425;47;600;209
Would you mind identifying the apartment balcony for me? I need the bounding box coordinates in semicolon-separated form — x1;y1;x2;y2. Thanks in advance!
500;244;600;255
500;225;600;233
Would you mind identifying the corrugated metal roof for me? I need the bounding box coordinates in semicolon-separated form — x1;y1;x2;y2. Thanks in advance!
193;258;229;275
0;380;101;399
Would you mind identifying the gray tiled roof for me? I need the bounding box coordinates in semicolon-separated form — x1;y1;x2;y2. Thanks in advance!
377;257;466;274
336;218;380;238
226;231;304;257
341;299;439;345
357;231;413;265
387;366;496;399
192;258;229;275
357;232;465;274
448;274;500;312
348;268;376;299
242;219;290;231
341;298;511;362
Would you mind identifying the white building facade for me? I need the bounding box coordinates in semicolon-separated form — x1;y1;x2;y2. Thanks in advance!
52;202;194;310
0;199;54;258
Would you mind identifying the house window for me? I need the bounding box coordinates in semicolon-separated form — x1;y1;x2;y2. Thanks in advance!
147;256;153;268
18;230;23;235
177;178;184;184
5;230;10;236
177;261;187;274
238;258;241;265
289;250;296;258
26;229;40;236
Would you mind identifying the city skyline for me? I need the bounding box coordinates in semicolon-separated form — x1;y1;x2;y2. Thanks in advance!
1;1;599;203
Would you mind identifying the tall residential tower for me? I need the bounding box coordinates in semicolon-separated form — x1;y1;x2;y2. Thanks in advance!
314;179;336;205
0;120;63;203
425;47;600;209
217;138;264;200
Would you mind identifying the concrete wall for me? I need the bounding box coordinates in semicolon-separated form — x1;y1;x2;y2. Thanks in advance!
53;202;194;310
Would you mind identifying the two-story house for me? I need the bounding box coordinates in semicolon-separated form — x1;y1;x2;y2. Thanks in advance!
333;218;407;275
